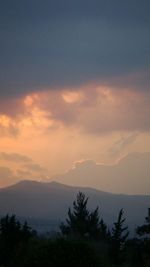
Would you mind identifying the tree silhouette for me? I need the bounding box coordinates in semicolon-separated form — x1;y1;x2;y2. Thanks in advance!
0;214;35;266
110;209;129;264
60;192;89;238
136;208;150;236
89;208;109;241
60;191;109;241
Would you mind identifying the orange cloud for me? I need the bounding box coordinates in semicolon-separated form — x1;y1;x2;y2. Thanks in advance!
1;84;150;138
0;152;49;188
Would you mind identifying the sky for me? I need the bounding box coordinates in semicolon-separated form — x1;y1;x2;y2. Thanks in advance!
0;0;150;193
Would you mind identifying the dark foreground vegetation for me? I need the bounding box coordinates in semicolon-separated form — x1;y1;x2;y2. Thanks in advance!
0;192;150;267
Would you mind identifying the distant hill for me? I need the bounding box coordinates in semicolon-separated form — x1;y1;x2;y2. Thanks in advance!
0;180;149;233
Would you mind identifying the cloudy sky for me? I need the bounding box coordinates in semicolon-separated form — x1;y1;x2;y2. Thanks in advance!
0;0;150;193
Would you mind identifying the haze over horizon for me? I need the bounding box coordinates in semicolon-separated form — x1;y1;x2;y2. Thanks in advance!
0;1;150;194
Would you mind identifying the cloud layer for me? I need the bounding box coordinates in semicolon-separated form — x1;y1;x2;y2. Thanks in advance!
0;1;150;136
55;152;150;194
0;152;49;187
0;0;150;97
0;1;150;193
0;86;150;137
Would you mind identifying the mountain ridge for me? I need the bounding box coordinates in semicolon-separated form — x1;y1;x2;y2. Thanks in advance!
0;180;149;234
1;179;150;196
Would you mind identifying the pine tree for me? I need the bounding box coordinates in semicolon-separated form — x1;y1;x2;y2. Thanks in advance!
88;206;100;239
99;219;110;240
0;214;36;266
60;192;89;238
60;191;109;241
110;209;129;264
136;208;150;236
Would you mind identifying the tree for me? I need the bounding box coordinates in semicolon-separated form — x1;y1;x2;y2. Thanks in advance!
15;238;99;267
89;209;109;241
136;208;150;236
60;191;109;241
110;209;129;264
60;192;90;238
0;214;35;266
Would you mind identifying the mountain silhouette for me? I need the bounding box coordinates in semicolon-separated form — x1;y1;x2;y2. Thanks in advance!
0;180;149;233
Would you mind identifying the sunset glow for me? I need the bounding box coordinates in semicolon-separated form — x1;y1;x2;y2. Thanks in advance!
0;1;150;194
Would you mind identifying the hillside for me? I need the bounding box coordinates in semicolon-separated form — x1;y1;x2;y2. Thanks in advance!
0;180;149;233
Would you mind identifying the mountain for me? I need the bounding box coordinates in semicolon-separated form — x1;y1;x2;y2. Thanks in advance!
54;152;150;195
0;180;149;233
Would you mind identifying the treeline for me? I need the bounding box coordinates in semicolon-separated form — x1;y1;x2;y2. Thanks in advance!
0;192;149;267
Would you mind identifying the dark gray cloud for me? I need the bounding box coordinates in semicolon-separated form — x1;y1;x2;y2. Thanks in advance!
0;0;150;97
